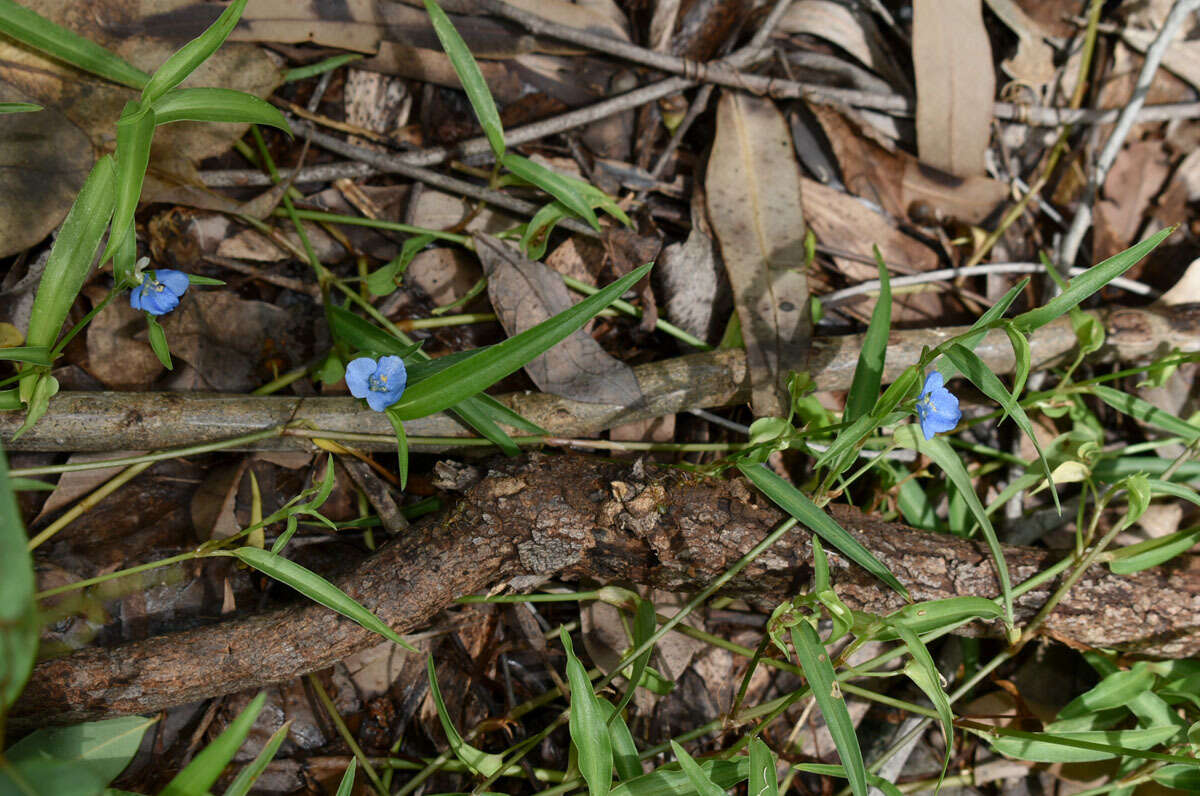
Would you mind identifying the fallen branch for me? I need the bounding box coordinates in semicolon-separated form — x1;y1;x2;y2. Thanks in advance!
14;454;1200;728
3;306;1195;452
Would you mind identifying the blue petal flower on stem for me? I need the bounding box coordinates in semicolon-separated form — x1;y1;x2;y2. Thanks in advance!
916;370;961;440
346;355;407;412
130;269;190;316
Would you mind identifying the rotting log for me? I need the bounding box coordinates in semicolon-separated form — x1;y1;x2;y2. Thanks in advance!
14;454;1200;728
2;305;1197;452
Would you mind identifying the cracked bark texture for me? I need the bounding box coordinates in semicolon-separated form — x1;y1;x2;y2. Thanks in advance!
15;454;1200;727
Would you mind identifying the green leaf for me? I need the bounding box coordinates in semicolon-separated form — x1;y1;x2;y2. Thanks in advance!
0;346;51;366
610;598;657;721
426;657;505;777
385;407;409;490
334;758;357;796
283;53;364;83
1108;526;1200;574
748;737;778;796
561;627;612;796
0;0;148;89
161;692;265;796
736;461;909;599
423;0;505;158
877;597;1005;638
1055;666;1156;723
893;425;1013;626
23;156;116;357
151;88;291;134
232;547;417;652
327;305;424;358
790;623;867;796
893;624;953;785
935;278;1029;381
1012;229;1173;333
140;0;248;105
845;248;891;424
12;373;58;441
598;698;642;782
1092;385;1200;442
222;722;290;796
610;759;747;796
103;101;156;269
988;726;1180;764
1004;325;1031;406
942;344;1058;512
520;202;570;259
0;443;36;714
669;741;725;796
1;716;154;795
0;102;40;113
388;263;651;420
365;234;435;297
146;315;173;370
501;153;600;230
1151;764;1200;791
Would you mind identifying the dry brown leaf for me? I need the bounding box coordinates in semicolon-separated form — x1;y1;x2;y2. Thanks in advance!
912;0;994;177
779;1;878;71
984;0;1056;88
475;234;642;405
1093;140;1170;262
706;92;810;417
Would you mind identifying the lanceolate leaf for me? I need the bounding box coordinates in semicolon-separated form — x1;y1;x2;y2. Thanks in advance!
152;87;291;134
0;0;148;89
561;627;612;796
423;0;505;158
845;248;891;424
140;0;249;105
161;693;266;796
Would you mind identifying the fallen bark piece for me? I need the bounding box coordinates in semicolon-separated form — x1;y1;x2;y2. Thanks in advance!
14;455;1200;728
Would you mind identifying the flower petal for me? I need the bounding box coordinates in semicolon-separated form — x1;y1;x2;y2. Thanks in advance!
922;370;944;396
365;390;395;412
345;357;377;398
142;289;180;316
129;284;147;311
155;269;190;297
375;356;407;394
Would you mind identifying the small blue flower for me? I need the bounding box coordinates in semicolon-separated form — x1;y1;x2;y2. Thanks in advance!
916;370;961;440
346;356;407;412
130;269;190;315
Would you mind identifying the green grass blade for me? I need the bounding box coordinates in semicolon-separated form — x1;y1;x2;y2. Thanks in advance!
2;715;154;789
879;596;1004;638
501;153;600;230
140;0;248;104
232;547;417;652
988;725;1180;763
222;722;291;796
152;87;291;134
893;425;1014;626
893;623;954;786
748;737;778;796
1092;385;1200;442
0;0;148;89
610;598;657;720
389;263;651;420
846;247;891;424
162;693;266;795
598;698;642;782
1107;526;1200;574
426;656;505;777
0;102;41;113
423;0;505;157
935;278;1028;381
103;101;155;272
611;759;748;796
1013;229;1172;333
737;461;909;599
385;407;410;490
0;346;51;365
334;758;357;795
790;623;867;796
561;626;613;796
1;457;40;714
669;741;725;796
284;53;363;83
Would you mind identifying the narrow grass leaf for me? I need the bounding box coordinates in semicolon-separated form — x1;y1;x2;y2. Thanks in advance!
737;462;909;599
426;656;505;776
1055;666;1156;722
845;248;891;423
423;0;505;157
152;88;291;134
879;597;1004;638
334;758;357;796
790;622;867;796
284;53;364;83
500;153;601;230
472;393;546;434
147;315;173;370
385;408;409;490
936;278;1028;381
561;627;612;796
893;425;1013;625
1152;764;1200;790
161;693;266;795
389;263;651;420
328;306;423;358
23;156;115;356
1108;526;1200;574
748;737;778;796
1147;479;1200;507
2;715;155;790
222;722;291;796
813;413;876;473
597;698;642;782
0;346;50;365
610;598;657;720
1004;325;1031;406
104;102;155;268
0;102;40;113
1092;385;1200;442
140;0;248;104
669;741;725;796
1012;229;1172;333
988;725;1180;763
232;547;417;652
610;759;748;796
943;343;1058;512
893;624;953;783
0;0;148;89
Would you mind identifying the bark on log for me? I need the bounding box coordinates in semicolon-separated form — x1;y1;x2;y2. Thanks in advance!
14;455;1200;728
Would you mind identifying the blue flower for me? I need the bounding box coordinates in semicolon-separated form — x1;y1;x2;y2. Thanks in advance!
346;356;407;412
130;269;190;315
916;370;961;440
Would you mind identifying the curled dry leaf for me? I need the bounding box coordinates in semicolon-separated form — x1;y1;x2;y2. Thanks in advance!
912;0;995;177
475;233;643;406
705;91;810;417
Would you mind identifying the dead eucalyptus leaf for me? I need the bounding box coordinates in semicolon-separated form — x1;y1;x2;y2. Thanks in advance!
779;1;876;71
705;91;810;417
475;233;642;406
912;0;994;177
984;0;1056;88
